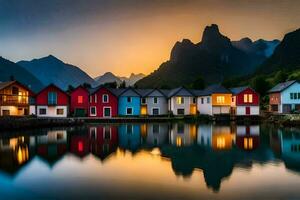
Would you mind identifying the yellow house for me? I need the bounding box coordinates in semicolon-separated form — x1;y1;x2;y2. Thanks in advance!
0;81;33;116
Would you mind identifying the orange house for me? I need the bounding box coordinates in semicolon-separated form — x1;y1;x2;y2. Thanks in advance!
212;125;235;150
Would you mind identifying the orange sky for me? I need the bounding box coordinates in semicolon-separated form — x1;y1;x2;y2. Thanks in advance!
0;0;299;77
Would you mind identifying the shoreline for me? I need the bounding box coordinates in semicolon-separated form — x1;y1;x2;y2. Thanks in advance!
0;114;298;131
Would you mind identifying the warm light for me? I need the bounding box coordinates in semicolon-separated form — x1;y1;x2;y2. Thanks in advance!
151;148;161;156
78;96;83;104
244;94;253;103
244;138;253;149
140;124;147;138
190;124;197;140
141;105;147;115
176;97;184;104
176;137;182;147
18;91;22;103
217;137;226;149
216;96;225;104
190;104;197;115
17;146;29;165
78;141;84;152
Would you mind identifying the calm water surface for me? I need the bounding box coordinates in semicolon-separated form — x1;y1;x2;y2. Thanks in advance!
0;122;300;199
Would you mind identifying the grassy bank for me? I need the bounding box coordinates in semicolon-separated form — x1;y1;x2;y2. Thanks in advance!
265;114;300;126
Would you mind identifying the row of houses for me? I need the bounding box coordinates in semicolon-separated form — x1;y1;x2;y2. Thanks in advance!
0;79;299;117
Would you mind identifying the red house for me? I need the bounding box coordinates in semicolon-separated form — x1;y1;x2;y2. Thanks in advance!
230;86;260;116
88;86;118;118
236;125;260;151
70;133;90;158
89;125;118;160
36;84;69;117
70;86;89;117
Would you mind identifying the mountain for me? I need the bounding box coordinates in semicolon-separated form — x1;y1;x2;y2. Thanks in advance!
94;72;145;86
136;24;275;88
232;38;280;57
17;55;96;90
94;72;122;85
256;28;300;74
0;57;44;92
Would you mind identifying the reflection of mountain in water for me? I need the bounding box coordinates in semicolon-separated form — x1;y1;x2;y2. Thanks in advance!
0;123;299;191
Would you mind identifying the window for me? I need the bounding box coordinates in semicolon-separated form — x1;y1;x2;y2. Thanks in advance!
12;86;19;95
57;109;64;115
243;94;248;103
201;98;204;104
153;124;160;134
78;96;83;104
244;94;253;103
177;109;184;115
153;97;158;104
126;124;133;134
89;95;92;103
192;97;196;104
48;92;57;105
39;108;46;115
102;94;109;103
177;124;184;134
232;97;234;103
90;106;96;116
127;97;132;103
95;94;97;103
152;108;159;115
294;93;298;99
104;107;111;117
104;126;111;139
298;93;300;99
216;96;225;104
207;97;210;103
176;137;182;147
141;98;146;104
290;93;293;99
126;107;133;115
176;97;184;104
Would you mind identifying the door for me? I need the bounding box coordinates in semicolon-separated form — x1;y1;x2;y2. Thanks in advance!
245;107;250;115
152;108;159;115
104;107;111;117
75;108;86;117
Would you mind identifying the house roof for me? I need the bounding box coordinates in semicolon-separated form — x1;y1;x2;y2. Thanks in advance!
89;86;122;97
268;80;298;93
198;84;231;96
167;87;195;98
117;87;141;97
135;88;169;97
35;83;68;96
0;80;34;95
230;86;250;95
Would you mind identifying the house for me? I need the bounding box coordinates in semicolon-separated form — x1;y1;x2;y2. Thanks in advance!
35;84;69;117
70;86;89;117
118;124;141;152
197;124;213;148
118;88;141;116
211;125;235;150
236;125;260;150
168;87;197;115
137;89;169;116
70;131;90;158
0;81;33;116
268;80;300;113
230;86;260;116
197;85;232;115
143;123;169;147
88;86;118;118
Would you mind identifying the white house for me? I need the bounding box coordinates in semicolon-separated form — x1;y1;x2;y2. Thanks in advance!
168;87;197;115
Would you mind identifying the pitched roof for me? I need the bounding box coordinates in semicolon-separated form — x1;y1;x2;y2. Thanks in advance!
117;87;141;97
0;81;15;90
36;83;68;96
135;88;168;97
167;87;195;98
268;80;298;93
199;84;231;96
230;86;250;95
89;86;123;97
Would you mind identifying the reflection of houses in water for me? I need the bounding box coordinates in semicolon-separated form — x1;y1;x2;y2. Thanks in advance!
70;130;90;158
212;125;235;150
143;123;169;147
278;128;300;172
0;136;31;174
33;130;68;165
170;123;197;147
236;125;260;150
118;124;141;152
197;124;212;148
89;125;118;160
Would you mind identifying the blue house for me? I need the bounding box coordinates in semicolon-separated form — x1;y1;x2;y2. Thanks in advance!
118;88;141;116
118;124;141;152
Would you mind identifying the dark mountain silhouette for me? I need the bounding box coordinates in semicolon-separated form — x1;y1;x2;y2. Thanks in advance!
0;57;44;92
17;55;96;90
136;24;275;88
256;28;300;74
94;72;145;86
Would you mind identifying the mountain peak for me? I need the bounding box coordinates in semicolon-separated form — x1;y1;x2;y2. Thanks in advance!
201;24;231;49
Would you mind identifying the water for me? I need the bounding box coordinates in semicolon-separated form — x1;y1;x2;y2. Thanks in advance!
0;122;299;199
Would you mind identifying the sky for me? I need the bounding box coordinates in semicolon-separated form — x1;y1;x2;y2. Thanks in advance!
0;0;299;78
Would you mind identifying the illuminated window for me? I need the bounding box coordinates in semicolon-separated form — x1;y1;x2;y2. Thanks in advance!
244;94;248;103
244;138;253;149
176;137;182;147
176;97;184;104
216;96;225;104
78;141;83;152
78;96;83;104
248;94;253;103
217;137;225;149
